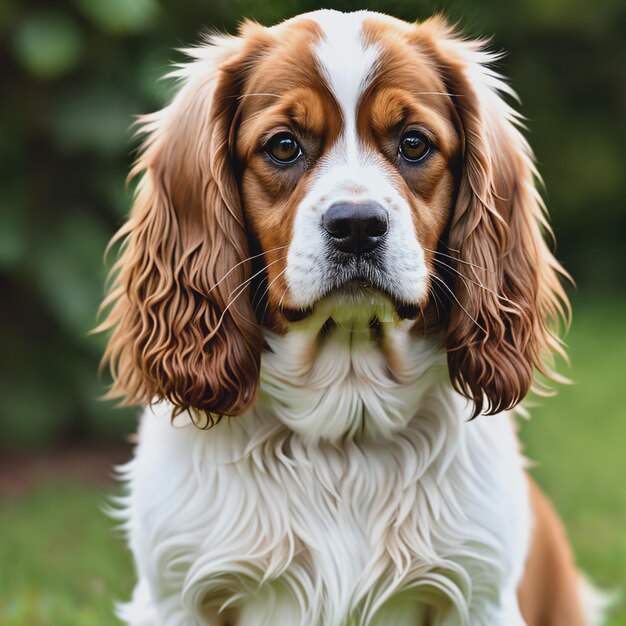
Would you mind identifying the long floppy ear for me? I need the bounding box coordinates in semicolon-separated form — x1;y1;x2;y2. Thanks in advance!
419;18;570;416
97;32;268;420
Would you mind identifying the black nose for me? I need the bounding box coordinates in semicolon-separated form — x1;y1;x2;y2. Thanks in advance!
322;202;389;254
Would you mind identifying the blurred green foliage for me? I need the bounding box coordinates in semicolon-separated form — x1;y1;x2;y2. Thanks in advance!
0;0;624;449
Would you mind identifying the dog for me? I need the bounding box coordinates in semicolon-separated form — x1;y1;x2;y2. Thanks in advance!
99;10;607;625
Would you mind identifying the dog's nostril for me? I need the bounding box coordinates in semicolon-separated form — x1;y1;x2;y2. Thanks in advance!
322;202;389;254
365;214;388;238
324;216;352;239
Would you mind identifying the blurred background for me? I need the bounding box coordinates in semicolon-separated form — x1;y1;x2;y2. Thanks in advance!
0;0;624;623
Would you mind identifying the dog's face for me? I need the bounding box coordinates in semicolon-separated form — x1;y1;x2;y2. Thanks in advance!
236;14;459;320
100;11;567;425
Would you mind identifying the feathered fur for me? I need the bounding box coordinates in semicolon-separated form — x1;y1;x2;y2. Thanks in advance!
99;10;605;626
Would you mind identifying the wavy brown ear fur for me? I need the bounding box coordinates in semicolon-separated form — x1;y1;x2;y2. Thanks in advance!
419;18;570;416
97;30;270;420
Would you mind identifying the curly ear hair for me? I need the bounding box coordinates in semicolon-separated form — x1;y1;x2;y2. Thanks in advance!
97;29;270;420
419;18;570;416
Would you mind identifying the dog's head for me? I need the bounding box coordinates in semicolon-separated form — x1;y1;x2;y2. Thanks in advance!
99;11;568;423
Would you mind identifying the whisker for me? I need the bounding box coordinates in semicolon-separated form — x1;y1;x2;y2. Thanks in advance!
258;267;289;322
218;273;263;317
251;270;271;311
428;281;444;328
438;243;461;254
200;258;286;345
235;92;281;100
423;247;496;275
277;287;289;312
433;258;473;300
229;256;286;301
413;91;466;98
208;245;289;295
432;258;512;304
431;274;487;335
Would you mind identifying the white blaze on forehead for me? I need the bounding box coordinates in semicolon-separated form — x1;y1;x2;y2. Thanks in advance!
309;11;380;162
284;11;428;310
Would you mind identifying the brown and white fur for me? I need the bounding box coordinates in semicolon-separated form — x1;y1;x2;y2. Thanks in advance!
99;10;607;626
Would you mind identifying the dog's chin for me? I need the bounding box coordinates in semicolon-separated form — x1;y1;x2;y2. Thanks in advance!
280;280;421;324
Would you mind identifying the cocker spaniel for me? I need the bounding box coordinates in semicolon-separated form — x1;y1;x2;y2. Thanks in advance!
99;10;607;626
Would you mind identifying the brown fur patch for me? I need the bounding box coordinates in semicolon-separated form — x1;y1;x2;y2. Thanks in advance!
410;18;569;416
96;31;274;418
358;19;463;323
519;478;587;625
235;19;343;329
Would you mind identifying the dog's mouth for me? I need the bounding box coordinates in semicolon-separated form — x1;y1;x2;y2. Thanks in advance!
280;277;421;324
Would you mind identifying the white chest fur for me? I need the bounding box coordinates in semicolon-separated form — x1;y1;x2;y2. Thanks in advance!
117;320;531;626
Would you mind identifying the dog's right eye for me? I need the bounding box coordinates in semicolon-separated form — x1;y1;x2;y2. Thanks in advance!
265;133;302;164
399;130;431;163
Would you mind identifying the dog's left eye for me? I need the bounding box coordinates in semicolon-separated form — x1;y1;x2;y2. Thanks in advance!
399;130;431;162
265;133;302;164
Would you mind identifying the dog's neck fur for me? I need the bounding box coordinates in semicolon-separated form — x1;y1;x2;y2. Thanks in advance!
258;299;450;443
123;315;529;625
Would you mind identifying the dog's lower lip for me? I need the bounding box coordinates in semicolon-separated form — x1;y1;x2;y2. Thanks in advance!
281;306;314;323
395;303;420;320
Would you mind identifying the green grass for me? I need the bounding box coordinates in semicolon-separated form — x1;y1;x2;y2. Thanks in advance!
522;297;626;624
0;486;132;625
1;298;624;625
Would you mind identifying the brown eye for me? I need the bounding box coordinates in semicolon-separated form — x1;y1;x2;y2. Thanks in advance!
265;132;302;164
399;130;431;162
